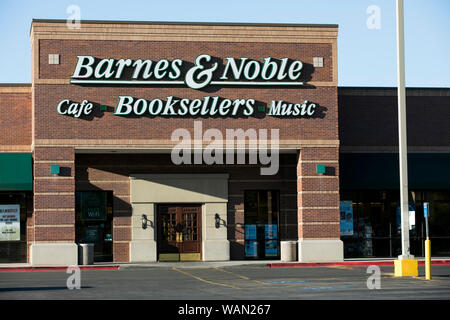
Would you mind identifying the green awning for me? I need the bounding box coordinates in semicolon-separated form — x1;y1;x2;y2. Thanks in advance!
0;153;32;191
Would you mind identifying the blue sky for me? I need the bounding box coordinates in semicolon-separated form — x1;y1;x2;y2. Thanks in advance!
0;0;448;87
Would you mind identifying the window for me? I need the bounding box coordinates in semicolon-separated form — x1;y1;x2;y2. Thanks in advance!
75;191;113;262
0;192;30;263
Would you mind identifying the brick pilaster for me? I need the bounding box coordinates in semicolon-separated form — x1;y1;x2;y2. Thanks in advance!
297;147;340;240
32;147;75;244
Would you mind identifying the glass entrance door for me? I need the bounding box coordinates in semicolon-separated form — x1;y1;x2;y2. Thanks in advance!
244;190;280;260
157;204;202;261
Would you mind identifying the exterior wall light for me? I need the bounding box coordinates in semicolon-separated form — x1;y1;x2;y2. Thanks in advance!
50;164;60;176
215;214;221;229
141;214;149;229
215;213;226;229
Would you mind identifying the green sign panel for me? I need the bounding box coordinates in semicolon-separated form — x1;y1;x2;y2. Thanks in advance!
81;192;107;221
83;225;100;243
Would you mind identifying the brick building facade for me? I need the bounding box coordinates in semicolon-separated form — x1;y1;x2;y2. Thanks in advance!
0;20;448;265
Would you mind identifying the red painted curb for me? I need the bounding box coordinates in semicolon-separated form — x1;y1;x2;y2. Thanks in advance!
266;260;450;268
0;265;120;272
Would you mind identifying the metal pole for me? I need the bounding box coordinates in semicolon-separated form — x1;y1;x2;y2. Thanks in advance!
389;222;392;257
396;0;412;260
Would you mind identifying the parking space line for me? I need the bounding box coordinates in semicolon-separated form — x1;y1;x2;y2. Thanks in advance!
213;267;269;285
171;267;241;290
326;265;354;270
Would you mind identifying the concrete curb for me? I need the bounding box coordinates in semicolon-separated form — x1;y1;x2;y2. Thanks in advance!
2;259;450;271
267;259;450;268
0;265;120;272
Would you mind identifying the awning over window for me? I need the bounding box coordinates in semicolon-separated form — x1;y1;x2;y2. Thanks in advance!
0;153;32;191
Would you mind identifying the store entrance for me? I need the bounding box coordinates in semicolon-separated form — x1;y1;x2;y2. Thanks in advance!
244;190;280;260
157;204;202;261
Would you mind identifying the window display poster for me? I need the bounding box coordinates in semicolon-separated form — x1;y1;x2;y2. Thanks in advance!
245;224;257;240
245;240;258;257
0;204;20;241
83;225;100;243
265;240;278;257
264;224;277;239
81;192;107;221
340;201;353;236
396;203;416;230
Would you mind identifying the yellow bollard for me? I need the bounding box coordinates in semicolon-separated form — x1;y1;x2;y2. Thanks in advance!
425;238;431;280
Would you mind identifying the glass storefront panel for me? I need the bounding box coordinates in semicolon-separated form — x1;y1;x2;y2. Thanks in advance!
341;190;450;258
0;192;29;263
244;190;280;260
75;191;113;262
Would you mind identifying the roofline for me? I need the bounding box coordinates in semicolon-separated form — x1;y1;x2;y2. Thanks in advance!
0;83;31;87
0;83;31;94
31;18;338;28
339;86;450;90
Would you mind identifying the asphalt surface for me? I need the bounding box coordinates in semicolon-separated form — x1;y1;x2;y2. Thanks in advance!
0;264;449;300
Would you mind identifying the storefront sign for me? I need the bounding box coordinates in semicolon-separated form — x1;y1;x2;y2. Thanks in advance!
57;97;317;118
61;54;321;119
70;55;305;89
0;204;20;241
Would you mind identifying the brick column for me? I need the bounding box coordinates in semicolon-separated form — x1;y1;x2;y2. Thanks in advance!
30;147;77;266
297;147;343;262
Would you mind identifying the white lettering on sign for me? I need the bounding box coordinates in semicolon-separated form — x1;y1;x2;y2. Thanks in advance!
63;55;325;119
57;96;319;118
70;54;305;89
57;99;93;118
268;100;316;117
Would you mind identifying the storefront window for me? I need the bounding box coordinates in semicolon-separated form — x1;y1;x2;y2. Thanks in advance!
244;190;280;259
341;190;450;257
0;192;29;263
75;191;113;262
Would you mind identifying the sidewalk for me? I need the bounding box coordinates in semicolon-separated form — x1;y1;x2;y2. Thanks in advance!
1;257;450;271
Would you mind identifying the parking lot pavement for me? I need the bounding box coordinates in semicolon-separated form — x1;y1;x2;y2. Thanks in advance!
0;264;449;300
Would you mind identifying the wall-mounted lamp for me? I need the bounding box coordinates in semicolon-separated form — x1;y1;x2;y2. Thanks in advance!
50;164;60;176
215;213;226;229
215;214;220;228
141;214;152;229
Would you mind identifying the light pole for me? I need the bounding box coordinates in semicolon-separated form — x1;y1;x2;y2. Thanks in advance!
394;0;418;277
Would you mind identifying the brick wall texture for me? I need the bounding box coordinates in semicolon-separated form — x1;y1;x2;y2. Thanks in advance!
3;22;447;263
27;23;340;262
0;91;32;146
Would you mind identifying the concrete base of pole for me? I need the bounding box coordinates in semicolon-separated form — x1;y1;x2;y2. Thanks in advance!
394;259;418;277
